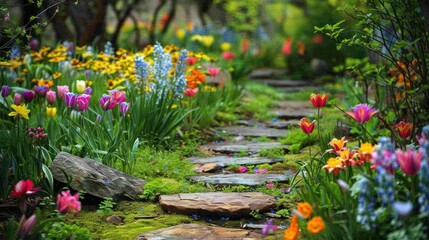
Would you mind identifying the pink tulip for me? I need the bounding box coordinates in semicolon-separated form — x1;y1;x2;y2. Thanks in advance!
207;67;221;77
120;102;130;115
76;94;91;112
14;93;22;105
346;103;378;124
57;85;69;99
184;88;198;97
18;214;36;238
221;51;235;60
108;90;126;103
46;90;56;105
395;149;423;175
56;190;81;214
10;179;40;198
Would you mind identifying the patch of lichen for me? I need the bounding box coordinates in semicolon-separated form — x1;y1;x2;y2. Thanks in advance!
66;201;198;240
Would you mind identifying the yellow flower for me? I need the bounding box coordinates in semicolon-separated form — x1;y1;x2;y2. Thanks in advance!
221;42;231;52
191;34;203;42
176;28;186;39
76;80;86;93
9;104;30;120
307;216;325;234
46;107;57;118
201;36;214;47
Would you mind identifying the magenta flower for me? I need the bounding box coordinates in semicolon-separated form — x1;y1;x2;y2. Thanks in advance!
346;103;378;124
266;182;274;188
23;90;36;103
237;166;248;173
99;94;117;111
207;67;221;77
18;214;36;238
10;179;40;198
108;90;126;103
83;87;93;95
14;93;22;105
64;92;77;108
56;190;81;214
395;149;423;175
255;169;268;174
33;86;48;98
184;88;198;97
261;219;277;237
1;85;10;97
46;90;56;105
57;85;69;99
76;94;91;112
120;102;129;115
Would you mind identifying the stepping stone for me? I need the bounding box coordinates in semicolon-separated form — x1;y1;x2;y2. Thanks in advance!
201;141;289;154
249;68;286;79
275;100;311;109
236;119;256;126
219;126;288;138
188;156;284;167
135;223;260;240
194;163;222;173
276;86;320;92
266;120;299;129
159;192;275;217
255;79;310;88
191;173;291;186
272;108;316;119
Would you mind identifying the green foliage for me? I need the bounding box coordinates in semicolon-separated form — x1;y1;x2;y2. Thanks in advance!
141;178;206;201
222;0;261;34
258;148;285;159
249;209;262;219
275;209;290;217
44;222;92;240
97;197;116;214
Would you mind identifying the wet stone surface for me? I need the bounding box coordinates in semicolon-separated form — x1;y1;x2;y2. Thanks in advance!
218;126;289;138
135;223;261;240
266;120;299;129
159;192;276;218
191;173;292;186
272;108;317;119
254;79;310;88
188;156;284;167
201;141;289;154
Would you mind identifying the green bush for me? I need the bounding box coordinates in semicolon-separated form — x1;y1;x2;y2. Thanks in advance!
44;222;92;240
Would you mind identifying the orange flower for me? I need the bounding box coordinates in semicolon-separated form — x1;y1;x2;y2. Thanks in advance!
357;142;376;164
284;214;299;240
322;157;344;175
310;93;328;108
297;41;305;55
297;202;313;219
307;216;325;234
338;148;358;166
396;121;413;139
326;137;348;155
298;118;315;134
186;69;206;89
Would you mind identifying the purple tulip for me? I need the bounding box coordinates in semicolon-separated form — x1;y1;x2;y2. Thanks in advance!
120;102;129;115
76;94;91;112
18;214;36;238
46;90;56;105
64;92;77;108
33;86;48;98
23;90;36;103
14;93;22;105
28;39;39;51
1;85;10;97
84;70;91;79
98;94;118;111
57;85;69;99
83;87;93;95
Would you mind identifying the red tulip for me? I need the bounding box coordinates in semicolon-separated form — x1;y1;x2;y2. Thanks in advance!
282;37;292;56
184;88;198;97
396;121;413;139
187;57;198;66
10;179;40;198
299;118;315;134
207;67;221;77
221;52;235;60
310;93;328;108
396;149;423;175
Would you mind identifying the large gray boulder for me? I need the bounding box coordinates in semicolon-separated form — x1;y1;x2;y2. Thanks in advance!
50;152;145;200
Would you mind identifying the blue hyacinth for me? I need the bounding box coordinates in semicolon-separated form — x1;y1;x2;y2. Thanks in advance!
173;49;188;98
104;41;115;56
419;126;429;214
355;177;376;230
135;54;151;89
153;42;172;91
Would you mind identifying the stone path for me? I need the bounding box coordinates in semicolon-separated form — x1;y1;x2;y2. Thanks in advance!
135;223;260;240
191;173;291;186
201;141;289;154
188;156;284;166
219;126;288;138
159;192;276;217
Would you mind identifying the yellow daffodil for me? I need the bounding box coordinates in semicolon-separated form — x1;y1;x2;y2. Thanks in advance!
176;28;186;39
9;104;30;120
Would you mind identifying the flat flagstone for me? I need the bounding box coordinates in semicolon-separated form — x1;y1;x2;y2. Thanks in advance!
201;141;289;154
272;108;317;119
255;79;310;88
188;156;284;167
276;86;320;92
135;223;260;240
266;120;299;129
219;126;288;138
191;173;291;186
274;100;312;109
249;68;286;79
159;192;275;217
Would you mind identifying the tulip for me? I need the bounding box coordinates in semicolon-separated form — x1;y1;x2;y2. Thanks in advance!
18;214;36;238
220;42;231;52
64;92;77;108
46;90;56;105
207;67;221;77
108;90;126;103
33;85;48;98
56;190;81;214
187;57;198;66
119;102;129;115
46;107;57;118
310;93;328;108
57;85;69;99
346;103;378;124
337;179;349;192
28;39;39;50
10;179;40;198
298;118;315;134
83;87;93;95
1;85;10;97
76;80;86;94
99;94;118;111
396;121;413;139
237;166;248;173
282;37;292;56
76;94;91;112
221;51;235;60
184;88;198;97
23;90;36;103
14;93;22;105
395;149;423;175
